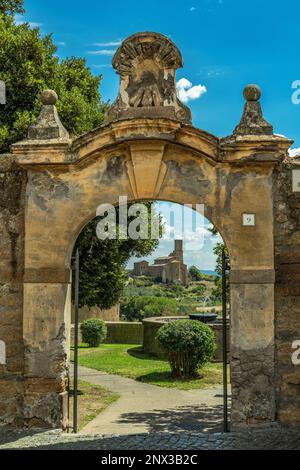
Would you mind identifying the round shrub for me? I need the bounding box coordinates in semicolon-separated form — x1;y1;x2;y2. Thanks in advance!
157;320;216;379
80;318;107;347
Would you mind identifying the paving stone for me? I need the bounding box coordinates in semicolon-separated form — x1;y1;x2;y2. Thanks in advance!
0;425;300;450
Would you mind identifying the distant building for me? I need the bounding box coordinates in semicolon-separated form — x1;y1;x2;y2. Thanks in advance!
133;240;190;285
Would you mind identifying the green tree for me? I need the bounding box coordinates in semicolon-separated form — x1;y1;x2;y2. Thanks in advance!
121;296;178;322
75;203;163;310
0;13;106;152
189;265;203;281
209;231;230;302
0;0;24;16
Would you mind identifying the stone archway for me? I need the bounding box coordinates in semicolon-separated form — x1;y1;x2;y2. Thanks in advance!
0;31;296;429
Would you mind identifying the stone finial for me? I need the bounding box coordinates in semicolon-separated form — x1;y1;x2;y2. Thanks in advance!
105;32;192;124
41;89;58;106
233;84;273;136
28;89;69;140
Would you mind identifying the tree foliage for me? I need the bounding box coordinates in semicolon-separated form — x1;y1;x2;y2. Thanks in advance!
0;14;106;152
188;265;203;281
121;296;178;322
0;0;24;16
212;240;230;302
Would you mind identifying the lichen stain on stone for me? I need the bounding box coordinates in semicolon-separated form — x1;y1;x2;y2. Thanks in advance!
223;171;246;215
24;324;67;379
0;170;24;215
162;159;212;198
8;231;19;279
103;155;126;182
28;172;72;212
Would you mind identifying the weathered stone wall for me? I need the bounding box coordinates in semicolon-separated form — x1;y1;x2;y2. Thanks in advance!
274;158;300;423
105;322;143;345
0;155;25;427
71;304;120;323
71;321;143;344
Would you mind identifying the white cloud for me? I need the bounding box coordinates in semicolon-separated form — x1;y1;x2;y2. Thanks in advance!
57;41;66;47
176;78;207;103
28;22;42;28
93;64;112;69
93;41;122;47
87;49;116;56
15;15;42;28
289;147;300;158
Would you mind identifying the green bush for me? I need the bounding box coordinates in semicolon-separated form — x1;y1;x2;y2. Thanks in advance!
157;320;216;379
80;318;107;347
120;296;178;321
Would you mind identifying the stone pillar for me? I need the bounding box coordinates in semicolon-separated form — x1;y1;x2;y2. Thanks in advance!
12;90;71;428
22;280;71;428
274;159;300;423
0;155;26;427
222;84;292;427
230;273;276;425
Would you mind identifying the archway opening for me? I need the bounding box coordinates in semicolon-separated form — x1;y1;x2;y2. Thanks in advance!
68;199;231;435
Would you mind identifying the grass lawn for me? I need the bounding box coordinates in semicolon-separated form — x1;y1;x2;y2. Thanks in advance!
68;379;119;431
78;343;225;390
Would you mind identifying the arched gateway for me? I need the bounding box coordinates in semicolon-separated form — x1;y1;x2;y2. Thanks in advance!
0;32;299;429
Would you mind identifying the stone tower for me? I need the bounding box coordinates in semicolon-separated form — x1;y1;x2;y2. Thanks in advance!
174;239;183;263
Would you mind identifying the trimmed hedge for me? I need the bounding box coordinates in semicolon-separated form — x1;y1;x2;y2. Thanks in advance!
80;318;107;347
157;320;216;378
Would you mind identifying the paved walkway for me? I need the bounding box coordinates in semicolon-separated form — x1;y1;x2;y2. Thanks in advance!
78;365;225;435
1;427;300;450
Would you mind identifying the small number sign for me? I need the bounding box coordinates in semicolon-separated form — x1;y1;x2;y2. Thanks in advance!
242;213;256;227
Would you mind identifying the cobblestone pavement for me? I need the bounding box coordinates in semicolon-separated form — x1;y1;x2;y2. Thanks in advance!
0;425;300;450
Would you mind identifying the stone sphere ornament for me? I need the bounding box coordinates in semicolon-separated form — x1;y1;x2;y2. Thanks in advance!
243;84;261;102
41;89;58;106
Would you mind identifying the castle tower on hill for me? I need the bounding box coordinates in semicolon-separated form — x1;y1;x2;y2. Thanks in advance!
174;239;183;263
133;239;190;285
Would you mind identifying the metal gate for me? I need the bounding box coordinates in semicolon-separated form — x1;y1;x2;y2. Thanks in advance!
222;248;230;433
67;249;79;433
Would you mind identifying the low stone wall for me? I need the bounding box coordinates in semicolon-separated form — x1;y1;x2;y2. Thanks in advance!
142;317;230;363
105;322;143;344
71;321;143;345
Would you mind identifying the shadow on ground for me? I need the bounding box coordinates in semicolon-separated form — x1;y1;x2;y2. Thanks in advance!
127;347;163;361
116;404;225;433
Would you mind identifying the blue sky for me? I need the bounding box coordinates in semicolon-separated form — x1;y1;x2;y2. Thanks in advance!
18;0;300;269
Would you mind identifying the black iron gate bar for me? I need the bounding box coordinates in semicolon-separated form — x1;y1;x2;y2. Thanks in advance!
222;248;230;433
68;249;79;434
